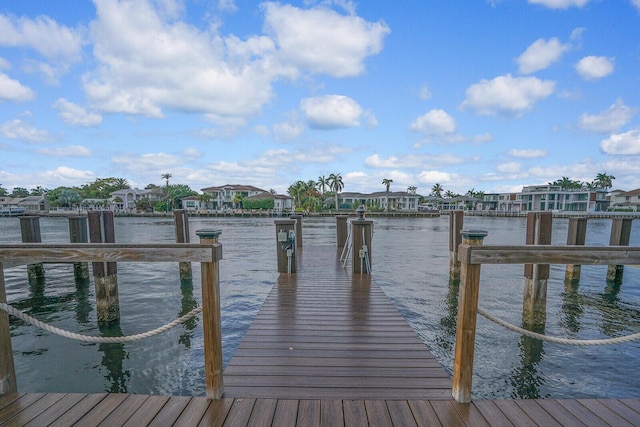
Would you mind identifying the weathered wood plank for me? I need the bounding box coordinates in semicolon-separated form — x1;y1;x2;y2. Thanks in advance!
471;400;516;427
386;400;418;427
74;393;129;427
96;394;150;427
343;400;367;427
172;396;211;426
272;399;299;426
321;400;344;427
25;393;90;427
513;400;562;427
49;393;108;427
575;399;635;427
297;400;321;427
406;400;442;427
3;392;66;425
121;395;170;427
197;398;234;426
247;398;277;427
222;398;255;427
0;393;46;424
148;395;192;426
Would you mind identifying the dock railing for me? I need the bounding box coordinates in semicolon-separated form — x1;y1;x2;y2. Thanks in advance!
453;240;640;403
0;241;224;399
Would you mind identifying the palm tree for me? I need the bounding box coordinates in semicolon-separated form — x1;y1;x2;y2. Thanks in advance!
317;175;329;194
161;173;172;212
382;178;393;212
430;183;444;198
594;172;615;190
328;173;344;211
198;193;211;210
288;180;305;207
444;190;456;199
407;186;417;195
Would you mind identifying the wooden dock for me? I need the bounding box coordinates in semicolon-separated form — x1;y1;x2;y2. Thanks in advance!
2;244;640;425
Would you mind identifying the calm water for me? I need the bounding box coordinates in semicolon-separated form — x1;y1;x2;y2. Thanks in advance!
1;215;639;399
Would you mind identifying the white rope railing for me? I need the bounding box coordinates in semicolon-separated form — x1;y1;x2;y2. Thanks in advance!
478;307;640;346
0;302;202;344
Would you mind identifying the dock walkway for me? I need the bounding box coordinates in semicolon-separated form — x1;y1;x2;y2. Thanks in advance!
2;245;640;425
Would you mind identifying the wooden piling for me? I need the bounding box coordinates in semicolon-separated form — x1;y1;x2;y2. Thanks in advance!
196;229;224;399
275;219;296;273
452;229;487;403
290;214;303;248
351;219;373;274
68;216;90;282
19;216;45;283
523;212;552;327
88;211;120;322
335;215;349;248
449;211;464;279
173;209;192;280
0;264;17;394
607;218;633;283
565;217;587;283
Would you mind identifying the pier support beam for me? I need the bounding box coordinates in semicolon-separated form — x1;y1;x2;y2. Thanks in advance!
335;215;349;248
290;214;303;248
68;216;90;283
565;217;587;284
20;216;45;285
523;212;552;328
0;265;17;394
452;229;487;403
275;219;297;273
174;209;192;281
449;211;464;279
351;217;373;275
607;218;632;283
88;211;120;322
196;229;224;399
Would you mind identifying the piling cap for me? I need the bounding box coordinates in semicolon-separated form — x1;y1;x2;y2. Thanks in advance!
355;204;366;220
460;229;488;240
196;229;222;239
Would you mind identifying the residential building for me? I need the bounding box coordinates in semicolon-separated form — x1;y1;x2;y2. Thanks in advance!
200;184;268;210
519;185;609;212
109;188;153;210
340;191;421;211
246;192;295;214
609;188;640;211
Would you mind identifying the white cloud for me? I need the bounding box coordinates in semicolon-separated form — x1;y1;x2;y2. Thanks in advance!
633;0;640;11
262;2;390;78
0;73;35;102
575;56;614;80
273;120;304;141
461;74;555;117
0;118;51;142
218;0;238;13
497;162;522;173
300;95;362;129
52;98;103;127
112;152;183;171
578;99;636;134
409;109;456;134
365;153;464;169
600;130;640;155
0;57;10;69
419;83;432;100
35;145;92;157
528;0;590;8
517;37;570;74
509;148;547;158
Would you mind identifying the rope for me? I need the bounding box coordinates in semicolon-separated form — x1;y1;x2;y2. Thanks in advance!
0;302;202;344
478;307;640;346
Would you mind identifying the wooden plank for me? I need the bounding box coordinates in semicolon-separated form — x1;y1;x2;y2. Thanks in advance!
197;398;234;426
0;392;21;411
148;395;192;426
74;393;129;427
223;365;449;378
96;394;150;427
429;400;466;427
49;393;108;427
297;400;321;427
513;400;562;427
555;399;609;427
0;393;46;424
575;399;635;427
2;392;66;425
321;400;344;427
450;400;490;427
386;400;418;427
121;395;170;427
363;400;392;427
25;393;89;427
599;399;640;425
406;400;443;427
471;400;516;427
461;245;640;266
272;399;299;426
534;399;587;427
492;399;536;427
247;398;277;427
343;400;366;427
173;397;211;426
222;398;256;427
224;375;451;389
222;387;451;400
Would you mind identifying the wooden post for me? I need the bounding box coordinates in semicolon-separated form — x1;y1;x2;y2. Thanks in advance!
174;209;192;280
0;263;17;394
607;218;633;283
68;216;90;282
19;216;45;284
335;215;349;248
196;229;224;399
275;219;296;273
88;211;120;322
452;229;487;403
449;211;464;279
565;217;587;283
523;212;552;326
290;214;303;248
351;219;373;274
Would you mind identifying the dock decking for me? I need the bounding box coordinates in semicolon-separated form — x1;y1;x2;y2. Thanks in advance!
2;244;640;425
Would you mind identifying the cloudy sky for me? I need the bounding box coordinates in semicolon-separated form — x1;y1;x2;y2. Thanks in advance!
1;0;639;195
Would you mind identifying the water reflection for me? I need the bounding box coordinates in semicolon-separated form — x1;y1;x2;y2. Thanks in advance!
178;277;198;348
436;277;459;353
74;275;92;324
98;322;130;393
510;330;548;399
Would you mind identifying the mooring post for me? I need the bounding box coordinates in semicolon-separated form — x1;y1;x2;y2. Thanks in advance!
174;209;192;280
275;219;296;273
88;211;120;322
449;211;464;279
335;215;349;248
290;214;303;248
68;216;90;283
351;206;373;275
565;217;587;283
523;212;552;327
0;264;17;394
607;218;633;283
19;216;45;284
452;229;487;403
196;229;224;399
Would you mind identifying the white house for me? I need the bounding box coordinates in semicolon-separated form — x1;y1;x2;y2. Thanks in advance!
609;188;640;211
200;184;267;211
109;188;152;210
340;191;421;211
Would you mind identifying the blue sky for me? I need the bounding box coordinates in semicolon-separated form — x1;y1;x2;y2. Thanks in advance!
1;0;639;196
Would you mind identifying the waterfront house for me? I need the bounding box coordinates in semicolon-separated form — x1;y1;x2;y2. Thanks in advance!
519;185;609;212
246;192;295;214
200;184;267;211
340;191;421;211
609;188;640;211
17;195;49;213
109;188;153;210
